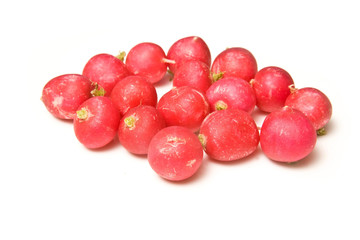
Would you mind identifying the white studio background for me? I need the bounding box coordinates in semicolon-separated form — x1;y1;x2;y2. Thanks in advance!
1;0;359;239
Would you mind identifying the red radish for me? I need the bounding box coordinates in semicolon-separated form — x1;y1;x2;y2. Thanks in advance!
206;77;256;113
157;86;210;132
260;106;317;163
147;126;203;181
118;105;166;155
211;47;257;82
82;53;129;97
41;74;92;119
167;36;211;73
198;109;259;161
285;87;332;134
126;42;170;84
173;60;212;94
74;96;120;149
110;76;157;115
251;66;294;113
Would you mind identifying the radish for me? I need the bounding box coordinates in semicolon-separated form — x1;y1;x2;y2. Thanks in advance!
147;126;203;181
157;86;210;132
198;109;259;161
125;42;170;84
206;77;256;113
74;96;120;149
110;75;158;115
167;36;211;73
82;53;129;97
260;106;317;163
173;60;212;94
285;87;332;135
41;74;92;119
118;105;166;155
211;47;257;82
251;66;294;113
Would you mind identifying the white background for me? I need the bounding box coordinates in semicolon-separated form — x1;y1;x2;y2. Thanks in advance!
1;0;359;239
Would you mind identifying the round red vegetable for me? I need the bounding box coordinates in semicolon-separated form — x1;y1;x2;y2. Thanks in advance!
198;109;259;161
173;60;212;94
166;36;211;73
41;74;92;119
82;53;129;96
252;66;294;113
118;105;166;155
211;47;257;82
260;106;317;163
285;87;332;133
206;77;256;113
110;75;158;115
157;86;210;132
147;126;203;181
126;42;169;84
74;96;120;149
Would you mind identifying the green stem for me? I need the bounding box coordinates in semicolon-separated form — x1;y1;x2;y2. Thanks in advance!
91;83;106;97
116;51;126;62
212;72;224;83
316;127;326;136
77;108;88;120
124;115;137;129
198;134;206;149
215;100;228;110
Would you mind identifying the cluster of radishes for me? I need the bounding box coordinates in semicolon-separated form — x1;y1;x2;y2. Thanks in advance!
41;36;332;181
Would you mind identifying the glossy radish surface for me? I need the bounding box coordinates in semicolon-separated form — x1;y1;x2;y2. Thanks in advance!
40;36;335;184
126;42;168;84
252;66;294;113
82;53;129;96
41;74;92;119
285;87;332;132
206;77;256;113
211;47;257;82
147;126;203;181
173;60;212;94
260;106;317;163
157;86;210;132
74;97;120;149
167;36;211;73
118;105;166;155
198;109;259;161
110;76;157;115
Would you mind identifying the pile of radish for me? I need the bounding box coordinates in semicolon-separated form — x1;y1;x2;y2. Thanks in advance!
41;36;332;181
